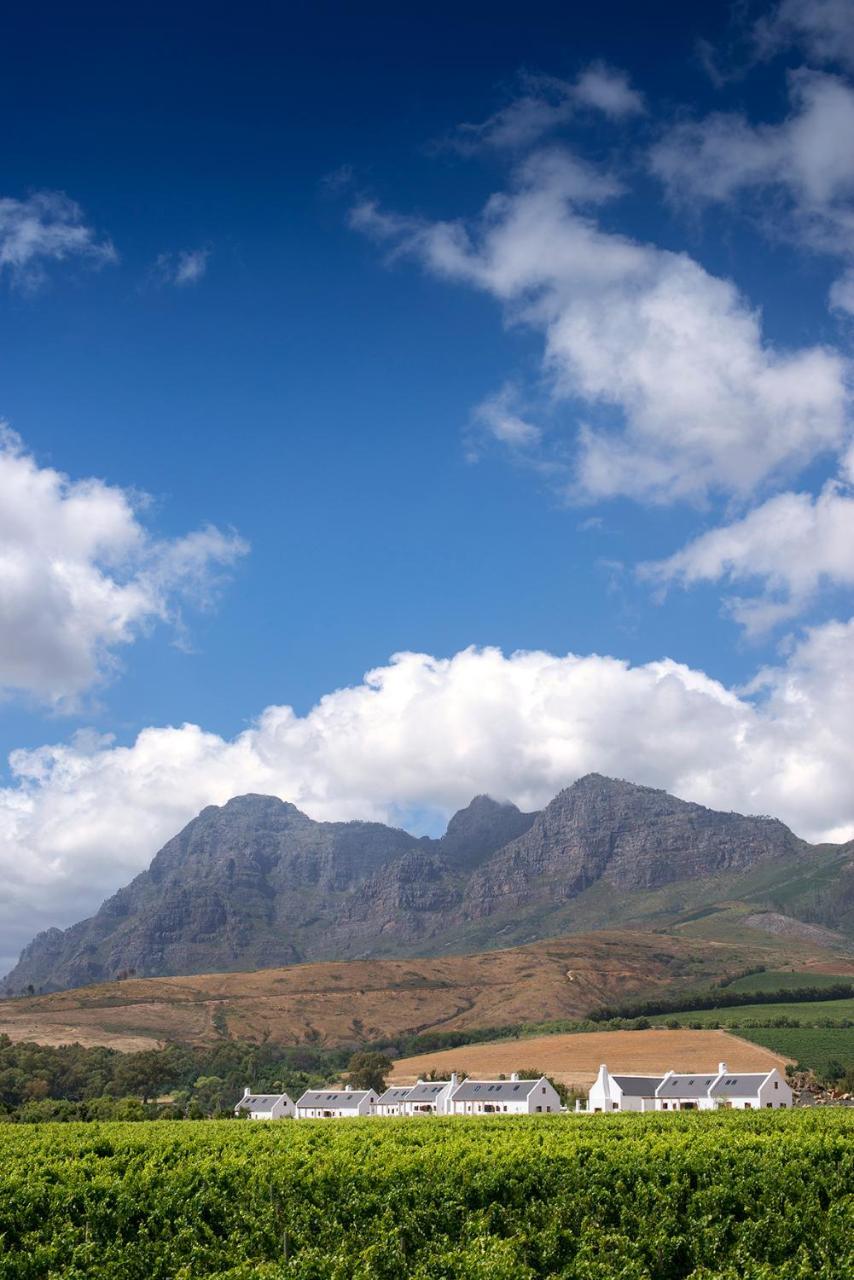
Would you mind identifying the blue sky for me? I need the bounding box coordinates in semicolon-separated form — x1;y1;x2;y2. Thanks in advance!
2;0;854;970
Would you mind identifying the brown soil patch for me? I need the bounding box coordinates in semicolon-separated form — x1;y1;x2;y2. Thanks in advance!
392;1028;789;1089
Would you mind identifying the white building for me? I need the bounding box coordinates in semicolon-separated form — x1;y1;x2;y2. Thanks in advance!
587;1065;662;1112
234;1088;295;1120
584;1063;792;1113
295;1086;378;1118
448;1073;561;1115
375;1085;413;1116
403;1079;455;1115
657;1065;791;1111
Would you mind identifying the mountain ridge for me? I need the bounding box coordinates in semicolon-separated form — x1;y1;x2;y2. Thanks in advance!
5;773;853;994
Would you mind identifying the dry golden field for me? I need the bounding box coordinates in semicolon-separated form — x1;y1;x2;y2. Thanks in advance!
392;1027;790;1089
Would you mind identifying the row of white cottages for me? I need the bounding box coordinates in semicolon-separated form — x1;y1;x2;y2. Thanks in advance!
583;1062;793;1111
236;1061;794;1119
236;1072;561;1120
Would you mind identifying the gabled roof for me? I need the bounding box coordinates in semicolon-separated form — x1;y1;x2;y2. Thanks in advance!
407;1081;451;1102
611;1075;663;1097
451;1078;542;1102
296;1089;373;1108
711;1073;770;1096
656;1074;719;1098
376;1086;413;1105
236;1093;290;1111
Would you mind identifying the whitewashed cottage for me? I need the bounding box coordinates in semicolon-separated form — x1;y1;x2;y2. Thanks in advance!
234;1088;296;1120
403;1079;455;1115
585;1063;792;1113
587;1065;662;1112
374;1085;413;1116
656;1065;792;1110
448;1073;561;1115
295;1086;378;1118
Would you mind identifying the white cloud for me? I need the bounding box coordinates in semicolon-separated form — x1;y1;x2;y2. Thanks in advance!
353;148;849;503
649;70;854;262
755;0;854;71
0;191;116;289
448;65;643;152
155;246;210;287
572;62;645;118
0;428;248;705
470;384;542;451
830;266;854;313
644;482;854;635
4;630;854;970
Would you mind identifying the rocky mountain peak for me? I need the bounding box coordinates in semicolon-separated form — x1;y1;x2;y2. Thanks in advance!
438;794;537;870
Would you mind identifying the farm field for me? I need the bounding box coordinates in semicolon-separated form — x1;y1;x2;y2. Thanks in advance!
392;1028;788;1088
725;970;854;993
735;1027;854;1075
0;1114;850;1279
670;996;854;1024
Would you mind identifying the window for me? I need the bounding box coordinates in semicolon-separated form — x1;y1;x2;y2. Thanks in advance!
542;1087;546;1093
774;1081;779;1089
612;1103;618;1110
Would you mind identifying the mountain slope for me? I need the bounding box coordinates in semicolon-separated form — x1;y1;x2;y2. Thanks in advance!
5;775;852;994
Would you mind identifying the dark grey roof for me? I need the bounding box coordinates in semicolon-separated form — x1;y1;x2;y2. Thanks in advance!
655;1074;718;1099
611;1075;664;1097
376;1087;413;1105
711;1074;770;1095
407;1081;451;1102
451;1078;542;1102
296;1089;373;1108
235;1093;289;1111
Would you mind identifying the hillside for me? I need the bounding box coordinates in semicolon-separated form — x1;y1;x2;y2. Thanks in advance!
0;929;815;1052
5;774;854;993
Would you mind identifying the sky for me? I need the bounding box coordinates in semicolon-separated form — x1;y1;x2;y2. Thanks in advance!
2;0;854;973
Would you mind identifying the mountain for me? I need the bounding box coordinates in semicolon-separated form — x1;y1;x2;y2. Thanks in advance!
5;774;853;994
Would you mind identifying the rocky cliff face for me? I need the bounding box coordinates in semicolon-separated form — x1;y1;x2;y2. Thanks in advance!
3;775;828;993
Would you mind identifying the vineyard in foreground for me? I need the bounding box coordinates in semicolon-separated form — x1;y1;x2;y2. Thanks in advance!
0;1113;852;1279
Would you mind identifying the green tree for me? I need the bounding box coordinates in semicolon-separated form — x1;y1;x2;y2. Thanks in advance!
345;1051;392;1093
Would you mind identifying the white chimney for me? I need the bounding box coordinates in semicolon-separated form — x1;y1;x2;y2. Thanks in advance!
718;1062;727;1074
450;1072;458;1089
510;1072;519;1082
243;1086;251;1099
345;1084;352;1092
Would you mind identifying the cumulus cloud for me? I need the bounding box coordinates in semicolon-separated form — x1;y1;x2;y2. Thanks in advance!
155;246;210;287
0;191;116;289
0;428;248;705
754;0;854;70
4;631;854;970
352;147;849;503
650;70;854;268
645;483;854;635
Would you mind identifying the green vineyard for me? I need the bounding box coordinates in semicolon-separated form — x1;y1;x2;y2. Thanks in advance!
0;1112;851;1279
